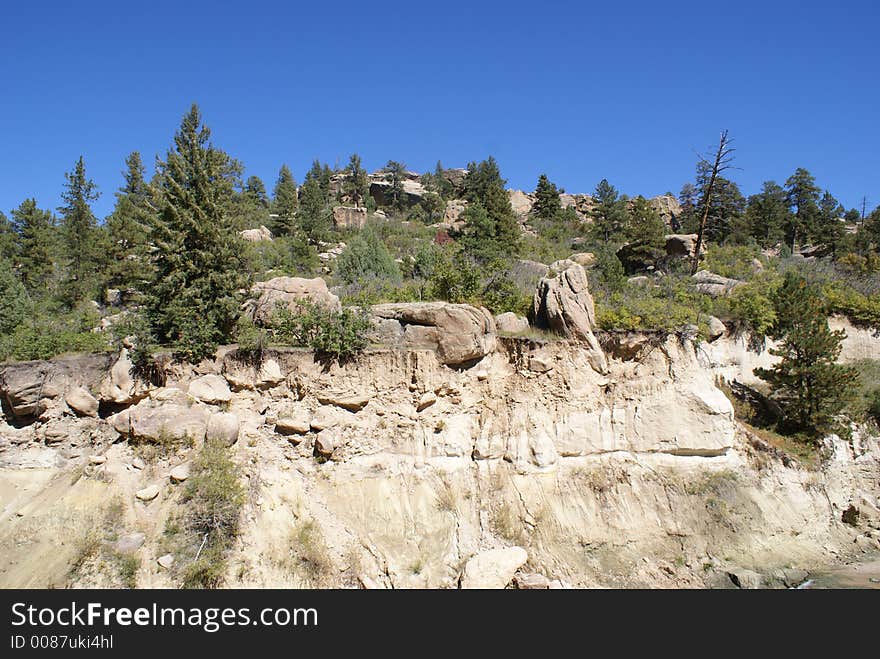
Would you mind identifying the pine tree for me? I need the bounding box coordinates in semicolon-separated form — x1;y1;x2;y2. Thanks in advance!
58;156;101;304
590;179;627;243
755;272;859;434
298;176;330;243
383;160;407;211
0;258;28;334
343;153;369;208
745;181;789;247
304;160;333;201
271;164;299;236
815;190;845;252
0;212;16;263
244;175;269;209
105;151;154;291
461;157;520;259
148;104;252;361
532;174;561;222
11;199;57;296
784;168;820;251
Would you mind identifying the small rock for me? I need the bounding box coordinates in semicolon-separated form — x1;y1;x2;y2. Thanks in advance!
782;568;809;587
707;316;726;342
88;455;107;465
314;430;336;457
275;417;311;436
130;457;145;470
206;412;240;447
188;374;232;404
416;392;437;412
114;532;145;554
157;554;175;569
529;354;553;373
462;547;529;589
514;573;551;589
65;386;100;417
568;252;596;268
135;485;160;502
728;569;763;589
169;464;190;484
494;312;529;335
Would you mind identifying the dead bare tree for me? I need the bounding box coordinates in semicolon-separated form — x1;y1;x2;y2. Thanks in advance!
691;130;735;275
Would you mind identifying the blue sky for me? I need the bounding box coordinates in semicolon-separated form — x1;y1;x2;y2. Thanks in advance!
1;0;878;219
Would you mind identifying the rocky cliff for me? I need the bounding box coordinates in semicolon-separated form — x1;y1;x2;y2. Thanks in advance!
1;315;879;589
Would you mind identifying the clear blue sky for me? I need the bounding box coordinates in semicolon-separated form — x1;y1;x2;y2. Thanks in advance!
1;0;877;219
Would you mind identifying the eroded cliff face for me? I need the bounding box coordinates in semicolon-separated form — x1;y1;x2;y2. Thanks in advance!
1;331;878;589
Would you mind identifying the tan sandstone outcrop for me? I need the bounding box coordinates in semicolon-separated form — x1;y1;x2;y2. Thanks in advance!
370;302;496;366
248;276;341;324
531;259;608;373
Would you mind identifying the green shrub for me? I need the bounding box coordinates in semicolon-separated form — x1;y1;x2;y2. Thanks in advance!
728;277;780;336
427;248;482;304
0;259;28;334
233;315;267;357
335;230;401;285
177;442;245;589
109;311;156;370
249;235;319;278
273;301;372;360
868;388;880;423
705;243;763;280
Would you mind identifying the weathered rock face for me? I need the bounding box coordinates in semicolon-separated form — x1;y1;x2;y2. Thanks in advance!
332;206;368;230
665;234;706;260
569;252;597;268
370;302;496;366
510;259;550;290
248;276;341;324
0;354;114;417
461;547;528;589
240;225;273;242
531;260;608;373
109;388;208;443
692;270;744;297
494;312;529;335
650;194;683;229
508;190;534;219
99;349;145;405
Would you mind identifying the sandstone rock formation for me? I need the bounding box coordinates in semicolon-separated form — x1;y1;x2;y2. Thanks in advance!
240;225;273;242
332;206;368;230
494;312;529;335
248;276;341;324
370;302;496;366
692;270;744;297
461;547;528;589
109;388;208;443
65;386;99;417
665;234;706;260
0;354;113;417
531;260;608;373
188;374;232;404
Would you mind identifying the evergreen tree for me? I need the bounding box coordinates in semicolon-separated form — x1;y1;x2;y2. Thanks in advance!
335;230;401;284
755;272;859;434
383;160;407;211
0;258;28;334
618;196;666;269
343;153;369;208
458;201;498;262
11;199;56;296
532;174;561;222
58;156;101;304
148;104;251;361
677;182;699;233
686;161;745;242
304;160;334;201
244;175;269;209
590;179;627;243
298;176;330;243
0;212;16;263
460;157;520;258
784;168;820;251
271;164;298;236
745;181;789;247
815;190;846;252
105;151;154;291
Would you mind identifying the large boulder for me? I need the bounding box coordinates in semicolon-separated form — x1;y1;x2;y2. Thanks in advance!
0;354;113;418
99;348;146;405
495;312;529;335
664;234;706;260
370;302;496;366
510;259;550;290
692;270;744;297
650;194;683;229
332;206;368;230
508;190;534;219
531;260;608;373
187;374;232;404
248;276;341;324
65;386;99;417
206;412;240;447
109;389;207;444
240;225;273;242
461;547;528;589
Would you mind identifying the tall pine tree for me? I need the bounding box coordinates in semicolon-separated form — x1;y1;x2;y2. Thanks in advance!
745;181;789;247
58;156;101;304
343;153;369;208
532;174;561;222
271;164;299;236
105;151;154;291
784;168;820;251
12;199;57;297
460;157;520;259
755;272;858;435
149;104;251;361
590;179;627;243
